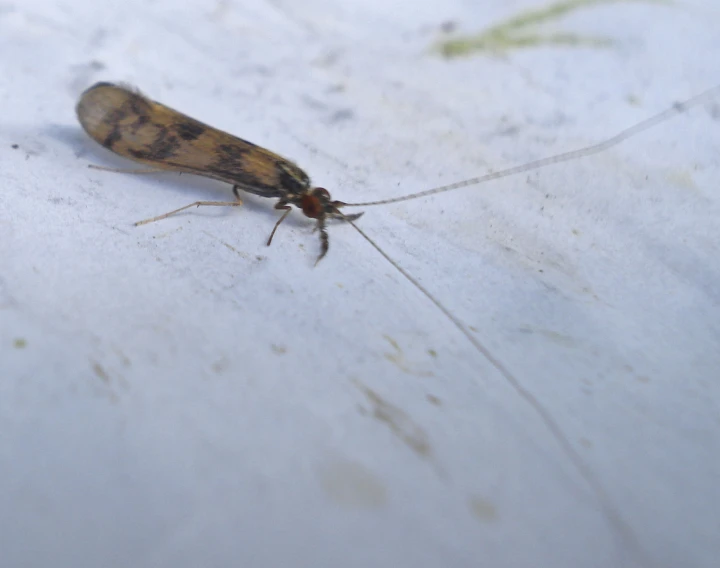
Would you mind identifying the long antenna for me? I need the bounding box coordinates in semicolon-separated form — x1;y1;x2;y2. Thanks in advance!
345;217;647;563
342;85;720;208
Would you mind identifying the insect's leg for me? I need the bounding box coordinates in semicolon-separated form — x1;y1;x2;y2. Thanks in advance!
134;200;242;226
134;185;244;226
314;218;329;266
88;164;166;174
266;201;292;246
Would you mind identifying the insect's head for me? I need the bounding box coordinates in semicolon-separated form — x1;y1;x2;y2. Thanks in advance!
281;187;363;264
294;187;347;221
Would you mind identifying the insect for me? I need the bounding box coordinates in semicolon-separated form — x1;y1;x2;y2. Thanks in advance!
77;81;719;263
76;82;362;263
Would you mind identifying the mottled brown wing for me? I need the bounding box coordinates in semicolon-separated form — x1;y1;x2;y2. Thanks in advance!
76;82;311;198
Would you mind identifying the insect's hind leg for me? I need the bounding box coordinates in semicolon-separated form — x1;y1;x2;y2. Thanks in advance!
88;164;167;174
134;201;243;226
134;187;244;226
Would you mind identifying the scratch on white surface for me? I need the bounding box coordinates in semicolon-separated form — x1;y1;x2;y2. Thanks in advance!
381;334;435;377
353;378;433;461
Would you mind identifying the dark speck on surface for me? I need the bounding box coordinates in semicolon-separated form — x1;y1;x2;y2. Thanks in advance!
329;109;355;122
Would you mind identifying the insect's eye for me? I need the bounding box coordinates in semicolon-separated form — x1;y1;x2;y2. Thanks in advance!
301;194;324;219
314;187;331;199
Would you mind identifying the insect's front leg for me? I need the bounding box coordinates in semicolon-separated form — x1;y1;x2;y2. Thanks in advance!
266;199;292;246
315;218;329;266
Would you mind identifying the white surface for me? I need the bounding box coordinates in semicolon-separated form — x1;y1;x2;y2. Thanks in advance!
1;1;719;567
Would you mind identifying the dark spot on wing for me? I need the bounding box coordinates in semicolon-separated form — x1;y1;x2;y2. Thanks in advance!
214;143;251;173
100;108;129;148
175;122;206;141
124;113;150;134
127;149;147;160
101;108;127;127
128;126;181;160
103;127;122;148
128;93;152;116
209;144;286;197
148;129;182;159
278;162;310;194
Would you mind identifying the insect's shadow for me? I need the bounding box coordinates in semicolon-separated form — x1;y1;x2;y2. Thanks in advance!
45;124;309;229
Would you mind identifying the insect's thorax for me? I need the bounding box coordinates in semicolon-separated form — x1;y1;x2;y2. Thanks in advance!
298;188;331;219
